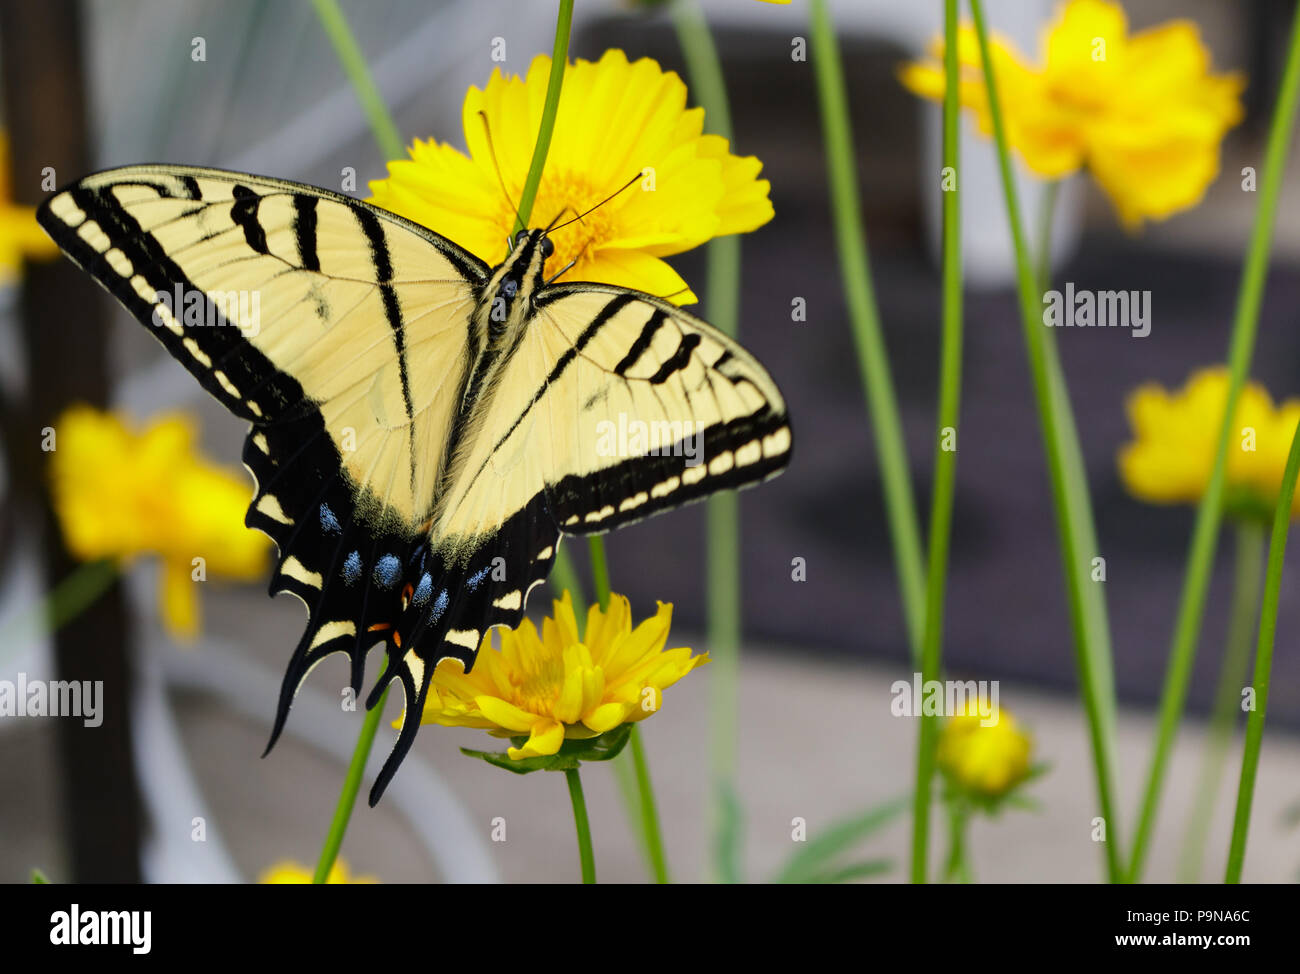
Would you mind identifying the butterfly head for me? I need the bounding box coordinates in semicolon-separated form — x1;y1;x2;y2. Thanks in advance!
498;228;554;294
481;229;557;342
511;228;555;260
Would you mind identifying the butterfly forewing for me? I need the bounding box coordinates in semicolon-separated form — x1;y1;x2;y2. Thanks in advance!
530;285;791;532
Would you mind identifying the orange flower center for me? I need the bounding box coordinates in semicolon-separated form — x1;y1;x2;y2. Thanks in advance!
500;171;617;281
513;652;567;711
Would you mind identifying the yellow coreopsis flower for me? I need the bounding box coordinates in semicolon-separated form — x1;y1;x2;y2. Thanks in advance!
368;49;773;304
899;0;1244;227
0;132;60;284
259;858;377;884
48;405;269;640
938;708;1033;799
419;591;707;761
1119;368;1300;519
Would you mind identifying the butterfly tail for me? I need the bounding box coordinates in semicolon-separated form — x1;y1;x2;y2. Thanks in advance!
362;498;563;803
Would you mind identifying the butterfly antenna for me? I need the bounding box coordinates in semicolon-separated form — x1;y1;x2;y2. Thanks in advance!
479;110;524;232
549;171;643;232
544;205;583;233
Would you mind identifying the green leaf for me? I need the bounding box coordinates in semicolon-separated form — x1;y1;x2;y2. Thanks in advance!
460;723;633;775
773;794;908;884
30;868;49;884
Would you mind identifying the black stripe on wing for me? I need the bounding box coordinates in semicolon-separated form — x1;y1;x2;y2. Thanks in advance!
37;185;302;423
548;408;791;535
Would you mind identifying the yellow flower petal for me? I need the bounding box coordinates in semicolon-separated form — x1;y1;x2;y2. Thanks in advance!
421;590;706;760
474;695;541;733
938;709;1033;798
367;49;772;305
160;560;199;642
508;718;565;759
583;701;632;734
1119;367;1300;517
0;132;62;283
48;405;269;640
899;0;1244;226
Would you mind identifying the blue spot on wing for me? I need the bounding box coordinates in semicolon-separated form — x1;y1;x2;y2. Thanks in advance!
373;554;401;590
343;551;361;585
431;589;448;622
319;503;341;534
467;567;489;591
413;573;433;606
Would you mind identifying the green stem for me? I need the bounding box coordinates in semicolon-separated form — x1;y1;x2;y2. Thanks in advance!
671;0;745;883
911;0;963;886
1225;426;1300;882
1034;181;1059;293
313;685;390;883
587;536;611;611
968;0;1123;883
310;0;404;160
550;546;586;620
943;800;972;883
1178;520;1265;882
514;0;574;232
1129;4;1300;883
809;0;926;664
581;542;669;886
566;767;596;883
630;728;670;883
1035;179;1124;871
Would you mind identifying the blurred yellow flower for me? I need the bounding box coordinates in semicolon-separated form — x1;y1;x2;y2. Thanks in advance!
938;708;1033;799
418;591;708;760
368;49;773;304
0;133;60;284
259;858;377;884
899;0;1244;227
48;405;269;640
1119;367;1300;519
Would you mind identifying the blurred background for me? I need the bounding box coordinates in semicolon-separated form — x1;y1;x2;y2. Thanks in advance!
2;0;1300;883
